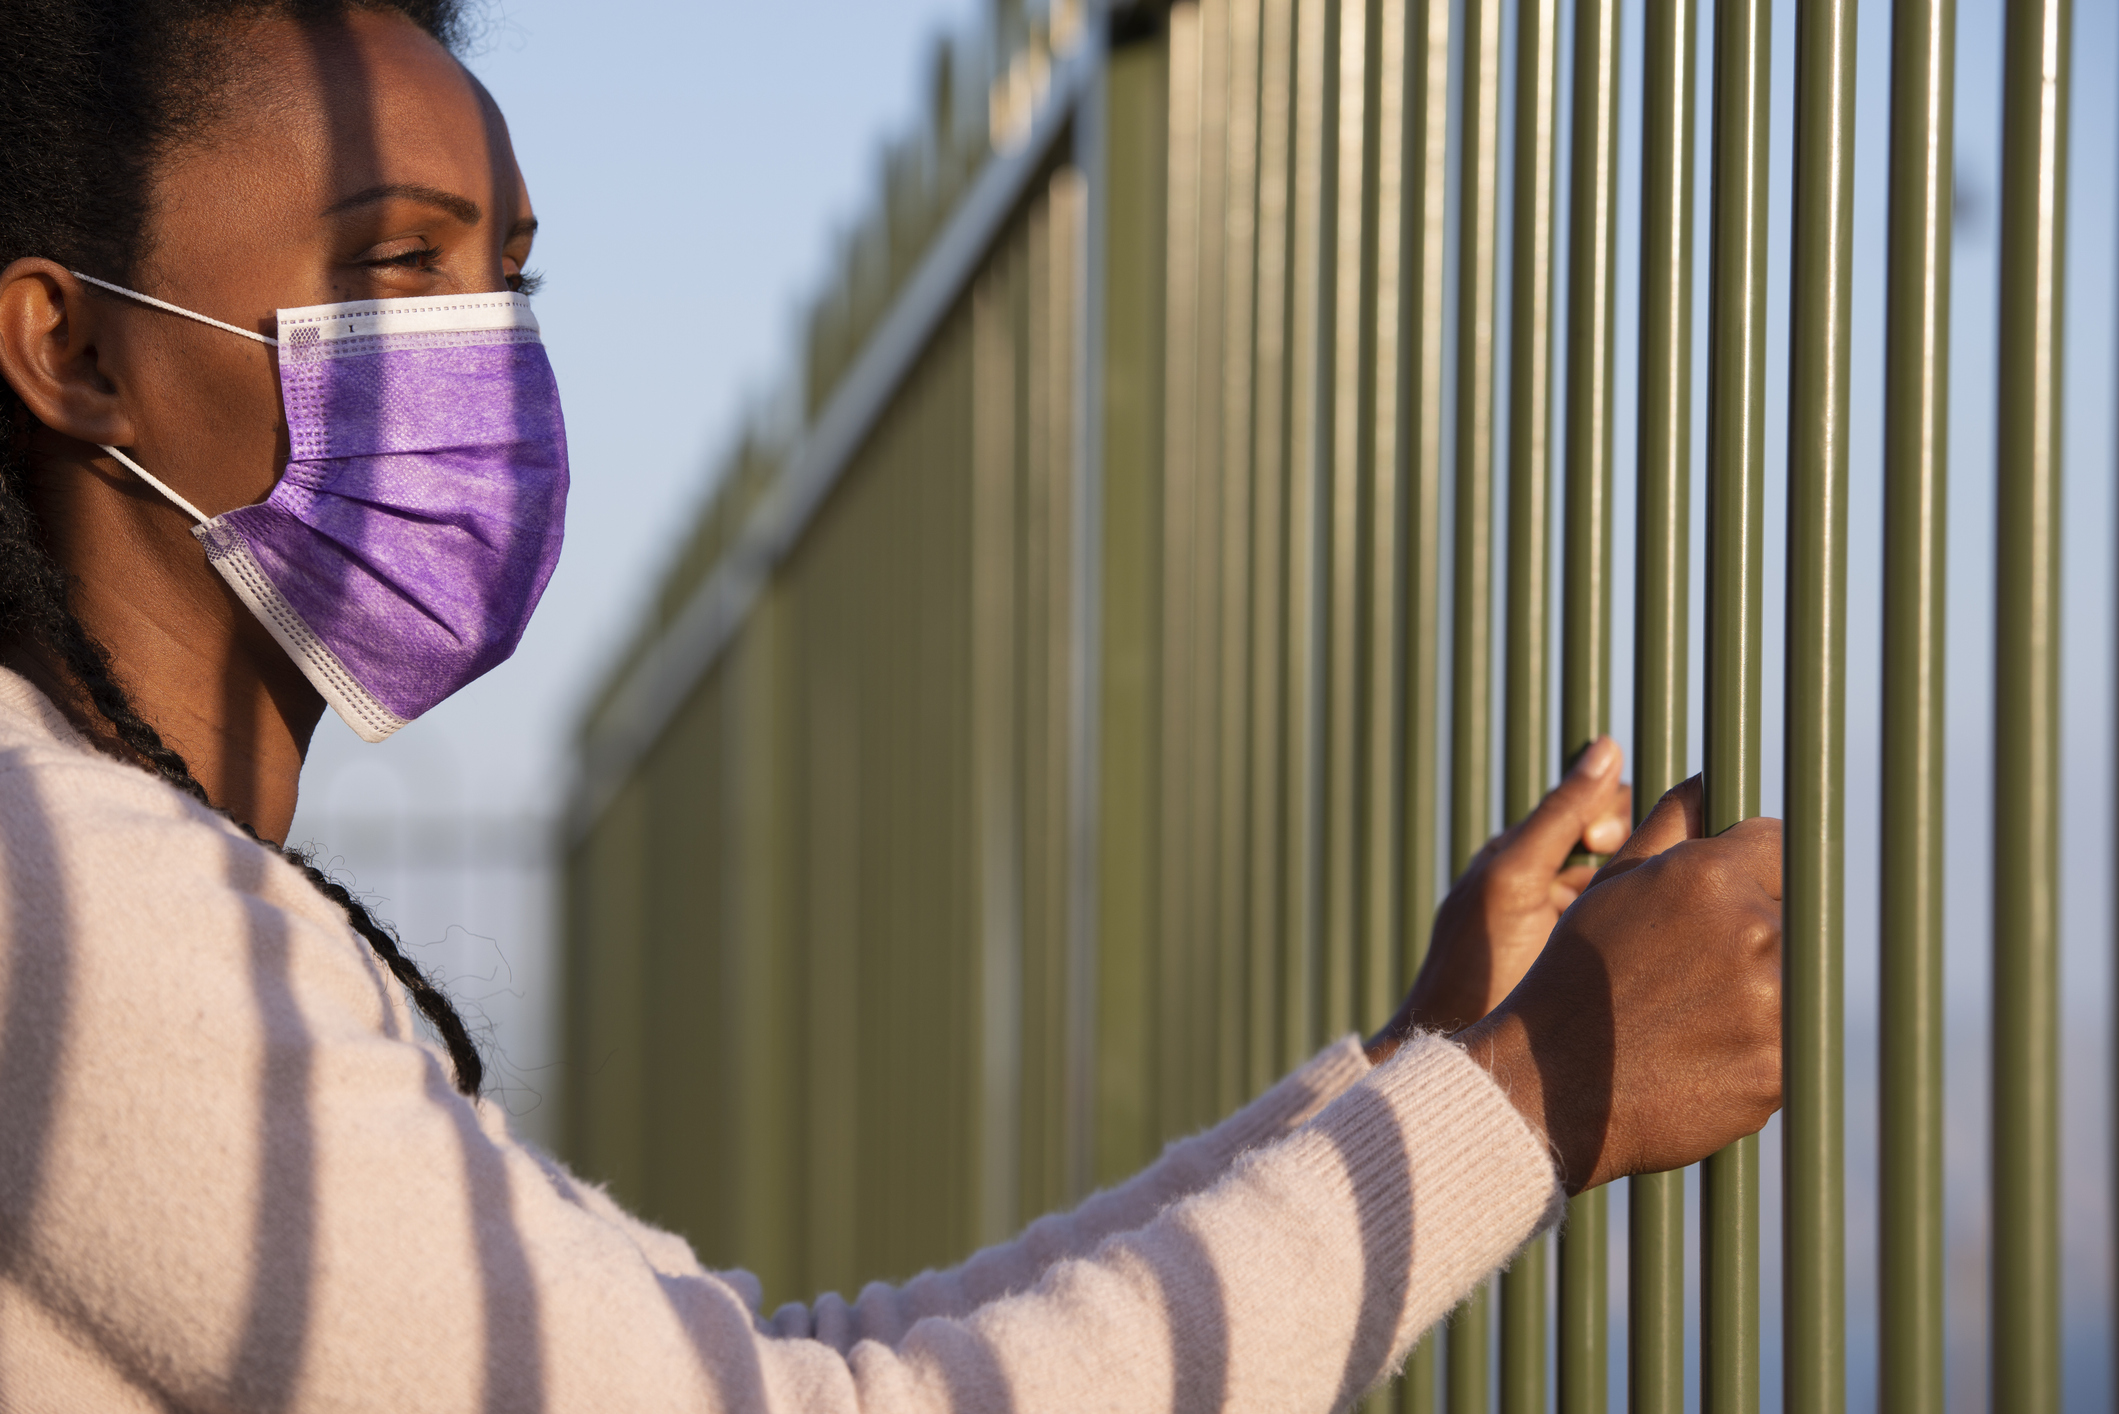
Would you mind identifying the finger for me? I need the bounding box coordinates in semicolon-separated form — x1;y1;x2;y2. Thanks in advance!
1599;775;1704;873
1582;781;1633;854
1509;735;1624;875
1550;863;1598;910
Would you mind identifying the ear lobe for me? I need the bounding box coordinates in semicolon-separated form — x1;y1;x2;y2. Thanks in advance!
0;258;137;450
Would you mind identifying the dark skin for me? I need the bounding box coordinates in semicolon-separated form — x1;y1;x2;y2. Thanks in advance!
1372;759;1785;1195
0;10;535;842
0;8;1780;1197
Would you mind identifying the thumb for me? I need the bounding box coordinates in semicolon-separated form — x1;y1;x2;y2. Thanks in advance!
1511;735;1625;875
1596;774;1706;878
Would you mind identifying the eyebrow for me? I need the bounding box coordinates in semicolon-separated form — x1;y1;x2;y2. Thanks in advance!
323;183;482;225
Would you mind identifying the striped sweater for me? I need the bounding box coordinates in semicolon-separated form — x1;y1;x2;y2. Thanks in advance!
0;667;1560;1412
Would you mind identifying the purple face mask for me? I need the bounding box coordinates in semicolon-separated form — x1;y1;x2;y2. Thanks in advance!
75;277;567;741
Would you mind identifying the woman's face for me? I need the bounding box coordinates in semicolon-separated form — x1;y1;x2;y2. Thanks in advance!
57;9;537;518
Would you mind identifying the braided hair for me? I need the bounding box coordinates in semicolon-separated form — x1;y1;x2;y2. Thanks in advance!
0;0;485;1096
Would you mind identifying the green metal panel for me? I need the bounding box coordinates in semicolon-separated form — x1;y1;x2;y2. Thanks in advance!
1784;0;1855;1404
1992;0;2068;1403
1703;0;1771;1404
1878;0;1952;1401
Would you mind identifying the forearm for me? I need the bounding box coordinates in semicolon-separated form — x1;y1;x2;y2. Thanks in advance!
798;1036;1374;1345
834;1034;1564;1412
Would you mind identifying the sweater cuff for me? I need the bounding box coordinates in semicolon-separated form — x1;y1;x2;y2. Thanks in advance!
1293;1031;1566;1341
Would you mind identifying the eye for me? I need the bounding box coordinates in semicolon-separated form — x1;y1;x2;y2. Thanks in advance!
510;268;545;297
369;244;442;272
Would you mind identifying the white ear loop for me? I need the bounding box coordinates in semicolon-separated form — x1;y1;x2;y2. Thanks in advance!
64;271;274;524
98;444;209;525
69;270;279;348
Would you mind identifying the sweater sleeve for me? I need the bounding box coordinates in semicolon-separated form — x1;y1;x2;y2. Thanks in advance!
0;747;1563;1414
555;1037;1374;1349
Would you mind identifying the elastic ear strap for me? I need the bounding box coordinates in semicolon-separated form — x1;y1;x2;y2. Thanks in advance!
99;444;209;525
69;271;279;348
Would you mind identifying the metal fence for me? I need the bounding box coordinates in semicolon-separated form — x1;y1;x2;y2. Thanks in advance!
561;0;2102;1409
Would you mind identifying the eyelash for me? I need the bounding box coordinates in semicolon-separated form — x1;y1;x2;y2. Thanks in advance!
372;244;442;272
362;245;541;296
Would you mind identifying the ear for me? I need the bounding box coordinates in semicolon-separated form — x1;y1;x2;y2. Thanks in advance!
0;259;139;449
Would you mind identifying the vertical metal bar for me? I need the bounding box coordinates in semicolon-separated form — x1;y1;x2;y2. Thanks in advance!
1559;0;1623;1401
1325;0;1373;1043
1499;0;1562;1398
1248;0;1294;1097
1991;0;2068;1403
1504;0;1561;836
1701;0;1770;1403
1399;0;1452;1027
1877;0;1951;1397
1630;0;1695;1401
1783;0;1855;1400
972;253;1025;1250
1453;0;1505;891
1162;0;1207;1146
1067;51;1108;1197
1365;0;1410;1040
1094;13;1171;1181
1283;0;1333;1070
1218;0;1264;1114
1561;0;1621;777
1391;0;1453;1403
1187;0;1235;1133
1451;0;1508;1394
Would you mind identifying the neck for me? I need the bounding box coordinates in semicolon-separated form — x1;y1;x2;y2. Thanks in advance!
19;444;324;842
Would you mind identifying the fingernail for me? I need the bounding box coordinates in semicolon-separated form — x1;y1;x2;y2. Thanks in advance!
1587;818;1628;852
1572;735;1618;780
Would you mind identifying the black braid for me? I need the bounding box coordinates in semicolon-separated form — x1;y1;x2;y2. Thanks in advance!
273;841;487;1096
0;0;487;1097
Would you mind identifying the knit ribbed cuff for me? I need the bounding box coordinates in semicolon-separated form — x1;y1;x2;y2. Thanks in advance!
1288;1031;1566;1360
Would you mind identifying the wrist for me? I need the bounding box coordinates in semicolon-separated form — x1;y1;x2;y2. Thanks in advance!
1456;1010;1567;1189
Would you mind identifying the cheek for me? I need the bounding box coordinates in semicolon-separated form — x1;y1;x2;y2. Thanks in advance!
137;337;286;509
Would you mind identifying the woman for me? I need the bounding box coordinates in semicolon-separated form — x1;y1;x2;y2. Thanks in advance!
0;2;1782;1410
